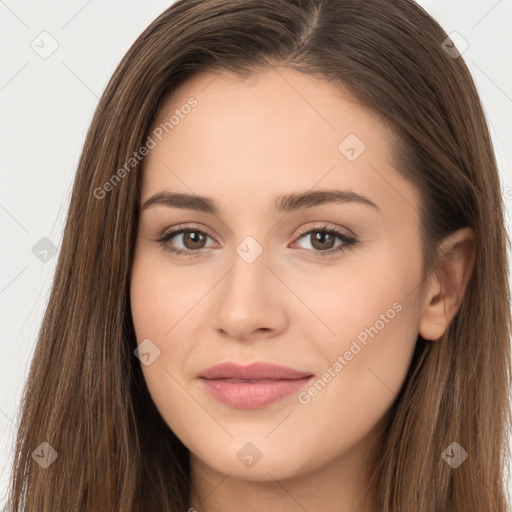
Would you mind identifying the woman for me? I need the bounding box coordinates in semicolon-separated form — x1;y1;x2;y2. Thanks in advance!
7;0;511;510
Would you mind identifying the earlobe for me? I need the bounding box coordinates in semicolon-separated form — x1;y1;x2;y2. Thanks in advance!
418;227;476;341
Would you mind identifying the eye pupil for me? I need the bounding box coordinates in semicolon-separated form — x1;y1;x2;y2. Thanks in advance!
311;231;335;251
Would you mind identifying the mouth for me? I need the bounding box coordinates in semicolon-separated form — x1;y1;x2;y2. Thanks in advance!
198;362;314;409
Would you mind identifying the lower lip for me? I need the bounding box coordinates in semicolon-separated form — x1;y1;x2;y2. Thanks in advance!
199;377;313;409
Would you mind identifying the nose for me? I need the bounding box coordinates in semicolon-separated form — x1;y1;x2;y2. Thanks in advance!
213;245;288;342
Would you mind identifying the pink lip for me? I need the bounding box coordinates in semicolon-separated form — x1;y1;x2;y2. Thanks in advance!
198;362;313;409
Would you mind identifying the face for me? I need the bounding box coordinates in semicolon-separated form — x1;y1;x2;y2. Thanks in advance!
130;67;426;486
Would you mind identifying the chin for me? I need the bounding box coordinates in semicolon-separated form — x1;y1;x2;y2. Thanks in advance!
191;437;318;482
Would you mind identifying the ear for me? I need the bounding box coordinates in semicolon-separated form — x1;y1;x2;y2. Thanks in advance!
418;227;476;341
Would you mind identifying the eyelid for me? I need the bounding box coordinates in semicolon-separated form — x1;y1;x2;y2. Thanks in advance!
157;222;217;241
293;222;356;240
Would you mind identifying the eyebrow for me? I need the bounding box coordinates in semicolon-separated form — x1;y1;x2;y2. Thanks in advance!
141;189;380;215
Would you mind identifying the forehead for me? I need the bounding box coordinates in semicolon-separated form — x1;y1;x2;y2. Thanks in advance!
151;66;382;146
141;67;420;222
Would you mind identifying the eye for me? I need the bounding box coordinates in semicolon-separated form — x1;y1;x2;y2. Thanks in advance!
155;224;217;257
291;223;358;257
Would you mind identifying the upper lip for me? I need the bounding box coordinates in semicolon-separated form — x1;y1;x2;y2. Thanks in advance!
199;362;313;380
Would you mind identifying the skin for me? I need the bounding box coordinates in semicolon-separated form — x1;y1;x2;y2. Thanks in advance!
130;66;475;511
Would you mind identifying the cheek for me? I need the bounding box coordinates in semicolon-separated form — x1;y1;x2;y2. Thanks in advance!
130;255;208;451
287;246;420;365
293;245;422;437
295;302;419;467
289;278;420;474
129;249;219;390
129;249;201;343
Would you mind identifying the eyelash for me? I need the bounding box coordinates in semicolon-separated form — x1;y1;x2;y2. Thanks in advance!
155;223;359;258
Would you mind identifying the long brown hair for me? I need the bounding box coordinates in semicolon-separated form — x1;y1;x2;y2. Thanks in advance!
6;0;511;510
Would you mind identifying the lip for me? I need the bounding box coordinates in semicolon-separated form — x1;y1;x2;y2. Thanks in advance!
198;362;314;409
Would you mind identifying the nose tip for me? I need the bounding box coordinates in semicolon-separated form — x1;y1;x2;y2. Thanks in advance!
212;260;288;342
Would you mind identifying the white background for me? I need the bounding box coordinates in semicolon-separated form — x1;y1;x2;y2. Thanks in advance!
1;0;511;505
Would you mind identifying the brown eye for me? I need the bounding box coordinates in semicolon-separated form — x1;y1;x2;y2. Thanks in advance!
293;224;358;257
156;227;216;256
